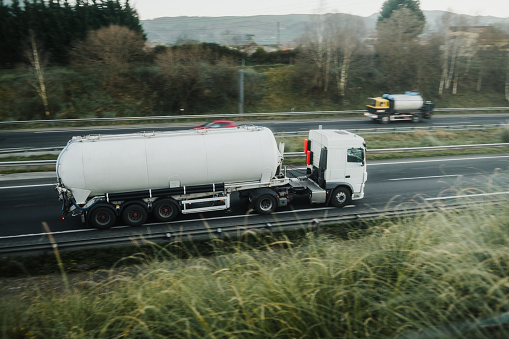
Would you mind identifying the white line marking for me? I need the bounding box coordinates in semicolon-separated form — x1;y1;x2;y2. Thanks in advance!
0;183;55;190
389;175;460;181
426;191;509;201
0;228;97;239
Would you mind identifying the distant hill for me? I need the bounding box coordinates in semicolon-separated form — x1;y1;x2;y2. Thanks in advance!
141;11;509;47
141;13;377;47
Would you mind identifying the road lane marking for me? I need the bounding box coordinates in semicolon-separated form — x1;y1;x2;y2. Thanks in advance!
426;191;509;201
389;175;460;181
0;183;55;190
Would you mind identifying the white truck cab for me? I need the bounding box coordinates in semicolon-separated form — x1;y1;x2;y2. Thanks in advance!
300;129;367;207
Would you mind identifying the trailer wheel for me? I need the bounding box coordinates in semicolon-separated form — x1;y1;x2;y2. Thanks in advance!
122;203;148;227
89;204;116;230
152;198;180;222
254;194;277;214
330;187;351;208
380;114;390;124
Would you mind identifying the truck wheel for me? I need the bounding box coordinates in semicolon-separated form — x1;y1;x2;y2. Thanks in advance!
330;187;351;208
152;198;180;222
254;194;277;214
380;114;389;124
89;204;116;230
122;203;148;227
412;113;423;123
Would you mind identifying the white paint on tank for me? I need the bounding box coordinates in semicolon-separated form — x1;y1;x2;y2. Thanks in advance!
390;94;424;111
56;126;281;204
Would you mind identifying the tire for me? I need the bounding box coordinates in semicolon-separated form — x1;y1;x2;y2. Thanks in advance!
122;203;148;227
412;113;422;123
89;204;116;230
380;114;390;124
254;194;277;214
330;187;351;208
152;198;180;222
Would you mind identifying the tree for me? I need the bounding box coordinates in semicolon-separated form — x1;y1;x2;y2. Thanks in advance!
71;24;145;75
378;0;425;27
328;15;365;97
25;30;51;117
0;0;145;67
154;44;238;113
297;13;333;93
375;8;425;92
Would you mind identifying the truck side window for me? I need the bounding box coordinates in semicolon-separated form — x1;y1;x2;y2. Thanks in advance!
347;148;364;163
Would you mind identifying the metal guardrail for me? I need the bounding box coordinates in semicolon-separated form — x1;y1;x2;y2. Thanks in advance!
284;143;509;157
0;110;363;126
0;160;56;167
0;107;508;127
2;143;509;167
0;146;62;155
274;123;507;137
1;123;508;157
0;200;499;256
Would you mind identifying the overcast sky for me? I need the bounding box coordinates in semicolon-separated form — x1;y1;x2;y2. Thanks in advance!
133;0;509;20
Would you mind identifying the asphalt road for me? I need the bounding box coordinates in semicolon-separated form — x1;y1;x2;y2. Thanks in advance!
2;113;509;150
1;154;508;239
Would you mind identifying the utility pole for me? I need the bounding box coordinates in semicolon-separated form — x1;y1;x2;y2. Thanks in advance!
277;22;281;49
238;58;245;115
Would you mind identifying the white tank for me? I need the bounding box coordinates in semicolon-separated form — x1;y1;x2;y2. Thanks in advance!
386;94;424;111
57;126;281;204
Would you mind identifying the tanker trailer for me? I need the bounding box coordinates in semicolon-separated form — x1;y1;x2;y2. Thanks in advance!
56;126;367;229
365;91;434;124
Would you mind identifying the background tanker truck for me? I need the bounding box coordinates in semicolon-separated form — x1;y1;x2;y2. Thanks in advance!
56;126;367;229
365;91;434;124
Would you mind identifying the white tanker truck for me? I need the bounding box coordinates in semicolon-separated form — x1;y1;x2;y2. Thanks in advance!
56;126;367;229
365;91;434;124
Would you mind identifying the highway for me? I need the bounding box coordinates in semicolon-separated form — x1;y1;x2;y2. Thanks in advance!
1;154;508;242
2;113;509;150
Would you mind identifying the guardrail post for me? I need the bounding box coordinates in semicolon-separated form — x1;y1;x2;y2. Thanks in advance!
266;223;273;235
217;227;223;239
312;219;320;235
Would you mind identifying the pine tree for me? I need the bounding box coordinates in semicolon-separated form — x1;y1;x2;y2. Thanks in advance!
378;0;425;25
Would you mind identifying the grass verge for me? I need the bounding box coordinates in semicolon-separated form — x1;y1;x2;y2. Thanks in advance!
1;200;509;338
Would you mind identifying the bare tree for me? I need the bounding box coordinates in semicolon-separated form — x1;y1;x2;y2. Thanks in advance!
155;45;236;112
328;16;365;97
506;54;509;101
437;14;480;95
298;13;331;93
25;30;50;117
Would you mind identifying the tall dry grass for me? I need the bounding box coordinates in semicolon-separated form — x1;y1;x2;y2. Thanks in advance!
2;202;509;338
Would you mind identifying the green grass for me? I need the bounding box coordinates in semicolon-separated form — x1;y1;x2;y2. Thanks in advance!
278;128;509;164
2;201;509;338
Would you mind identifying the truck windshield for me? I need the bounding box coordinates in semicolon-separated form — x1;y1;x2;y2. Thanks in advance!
367;98;377;107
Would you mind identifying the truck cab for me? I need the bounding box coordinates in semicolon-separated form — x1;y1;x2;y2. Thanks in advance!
300;129;367;207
